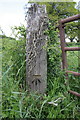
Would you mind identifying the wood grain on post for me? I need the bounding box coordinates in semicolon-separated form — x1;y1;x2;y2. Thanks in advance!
26;3;48;93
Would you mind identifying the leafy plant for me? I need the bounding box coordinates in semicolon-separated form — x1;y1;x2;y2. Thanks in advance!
2;2;80;119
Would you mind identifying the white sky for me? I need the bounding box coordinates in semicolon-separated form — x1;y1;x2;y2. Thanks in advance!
0;0;79;37
0;0;29;36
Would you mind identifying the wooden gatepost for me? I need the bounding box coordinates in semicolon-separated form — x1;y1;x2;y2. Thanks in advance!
26;3;48;93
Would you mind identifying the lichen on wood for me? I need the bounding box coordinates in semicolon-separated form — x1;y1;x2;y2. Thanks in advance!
26;3;48;93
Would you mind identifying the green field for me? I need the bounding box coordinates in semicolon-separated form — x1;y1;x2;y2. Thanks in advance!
67;50;79;72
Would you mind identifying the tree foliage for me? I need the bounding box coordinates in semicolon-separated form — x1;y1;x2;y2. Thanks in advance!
11;24;26;40
39;2;79;42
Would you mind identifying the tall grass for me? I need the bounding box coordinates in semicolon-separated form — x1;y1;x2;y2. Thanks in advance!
2;33;80;119
66;43;80;96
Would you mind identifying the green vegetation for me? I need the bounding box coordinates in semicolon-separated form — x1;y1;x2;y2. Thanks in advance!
1;2;80;119
2;25;80;119
39;2;79;42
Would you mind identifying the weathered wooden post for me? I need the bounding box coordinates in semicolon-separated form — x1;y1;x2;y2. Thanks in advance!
26;3;48;93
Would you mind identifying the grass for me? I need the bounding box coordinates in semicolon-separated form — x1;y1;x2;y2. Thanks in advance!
66;43;80;102
66;43;80;72
67;51;79;71
2;35;80;119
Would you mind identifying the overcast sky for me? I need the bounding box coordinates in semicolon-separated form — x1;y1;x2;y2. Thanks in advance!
0;0;29;36
0;0;79;37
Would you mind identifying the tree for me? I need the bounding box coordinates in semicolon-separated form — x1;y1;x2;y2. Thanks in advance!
39;2;78;42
